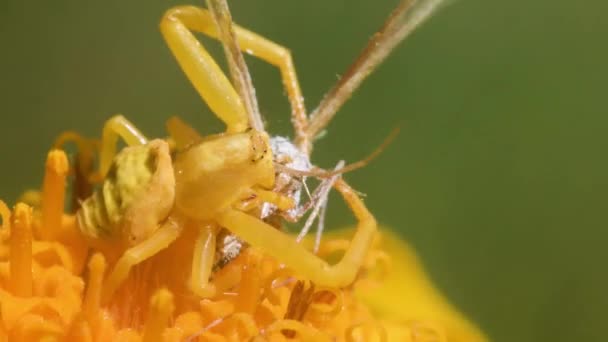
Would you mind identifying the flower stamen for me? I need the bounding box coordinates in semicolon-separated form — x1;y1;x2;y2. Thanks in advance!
10;203;33;297
41;150;69;241
142;288;175;341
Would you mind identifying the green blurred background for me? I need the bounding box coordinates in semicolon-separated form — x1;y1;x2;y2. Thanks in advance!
1;0;606;341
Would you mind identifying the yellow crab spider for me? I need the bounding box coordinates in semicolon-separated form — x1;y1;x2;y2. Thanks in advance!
75;4;381;302
72;0;442;302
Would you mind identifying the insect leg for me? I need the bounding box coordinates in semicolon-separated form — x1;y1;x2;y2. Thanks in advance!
307;0;447;141
295;161;343;243
101;217;182;303
216;179;376;287
162;6;308;148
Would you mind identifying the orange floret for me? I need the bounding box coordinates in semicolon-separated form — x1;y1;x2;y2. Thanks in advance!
0;149;488;341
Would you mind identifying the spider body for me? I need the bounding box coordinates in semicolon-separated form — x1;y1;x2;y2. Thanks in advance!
77;139;175;249
173;129;274;221
58;0;441;303
76;130;274;249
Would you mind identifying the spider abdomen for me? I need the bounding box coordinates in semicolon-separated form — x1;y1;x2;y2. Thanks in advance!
77;140;175;246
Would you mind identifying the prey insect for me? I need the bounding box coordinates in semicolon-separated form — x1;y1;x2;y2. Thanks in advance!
58;0;446;302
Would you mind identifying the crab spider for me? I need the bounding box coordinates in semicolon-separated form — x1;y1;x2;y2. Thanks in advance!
69;4;379;302
63;0;442;303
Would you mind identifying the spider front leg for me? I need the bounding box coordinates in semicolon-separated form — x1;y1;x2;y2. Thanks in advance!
216;179;377;287
162;6;308;145
161;8;249;133
101;217;182;303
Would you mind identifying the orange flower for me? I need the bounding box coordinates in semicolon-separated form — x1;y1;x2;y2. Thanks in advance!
0;149;487;341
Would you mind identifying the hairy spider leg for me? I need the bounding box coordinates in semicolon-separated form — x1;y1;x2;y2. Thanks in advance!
216;178;377;287
162;6;309;148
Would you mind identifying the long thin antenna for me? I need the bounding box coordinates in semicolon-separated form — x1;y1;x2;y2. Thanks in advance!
205;0;265;131
274;125;400;178
296;161;344;244
306;0;448;144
